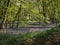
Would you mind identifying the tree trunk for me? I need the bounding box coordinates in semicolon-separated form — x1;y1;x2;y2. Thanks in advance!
12;3;21;28
0;0;10;29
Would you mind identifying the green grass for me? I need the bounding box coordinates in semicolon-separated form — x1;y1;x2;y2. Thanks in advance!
0;25;60;45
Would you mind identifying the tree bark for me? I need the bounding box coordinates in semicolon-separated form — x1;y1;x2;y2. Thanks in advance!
12;3;21;28
0;0;10;29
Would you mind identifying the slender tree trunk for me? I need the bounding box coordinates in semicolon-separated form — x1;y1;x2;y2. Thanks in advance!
42;1;46;24
55;0;58;25
0;0;10;29
12;3;21;28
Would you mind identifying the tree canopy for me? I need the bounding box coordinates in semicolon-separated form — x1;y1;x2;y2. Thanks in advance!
0;0;60;29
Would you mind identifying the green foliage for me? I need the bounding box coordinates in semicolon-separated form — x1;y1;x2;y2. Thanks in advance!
0;25;60;45
0;0;60;28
